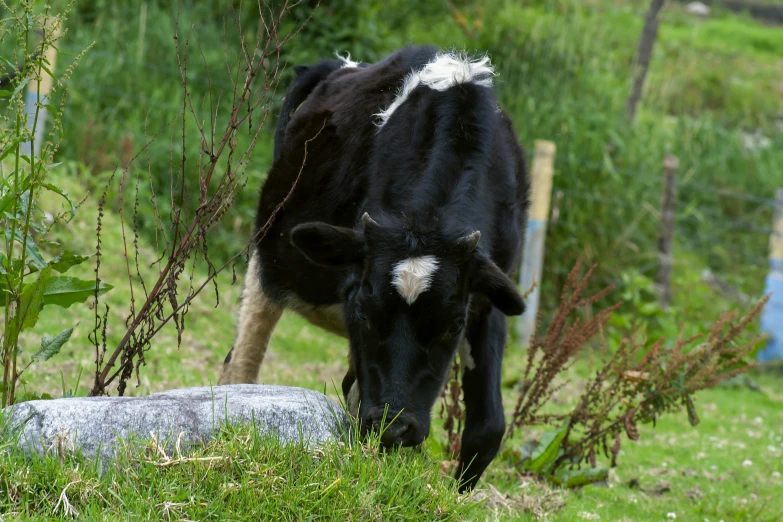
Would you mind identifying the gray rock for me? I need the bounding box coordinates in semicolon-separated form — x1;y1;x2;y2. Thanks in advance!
3;385;350;460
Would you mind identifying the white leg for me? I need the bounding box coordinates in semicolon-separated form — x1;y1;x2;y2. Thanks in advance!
218;252;283;384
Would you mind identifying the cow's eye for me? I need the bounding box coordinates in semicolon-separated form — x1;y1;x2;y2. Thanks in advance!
447;318;465;336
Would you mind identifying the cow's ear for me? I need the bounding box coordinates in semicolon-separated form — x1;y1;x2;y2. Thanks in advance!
290;222;364;267
471;257;525;316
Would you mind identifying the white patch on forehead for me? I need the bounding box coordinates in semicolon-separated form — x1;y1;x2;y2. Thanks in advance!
391;256;439;305
374;52;495;127
335;51;360;68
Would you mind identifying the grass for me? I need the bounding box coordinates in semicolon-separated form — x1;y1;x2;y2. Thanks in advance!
491;372;783;521
3;165;782;520
2;377;782;520
0;423;485;521
3;0;783;519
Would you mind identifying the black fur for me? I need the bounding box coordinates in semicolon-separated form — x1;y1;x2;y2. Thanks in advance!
249;46;530;491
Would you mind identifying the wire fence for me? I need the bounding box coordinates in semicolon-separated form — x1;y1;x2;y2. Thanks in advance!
545;154;776;299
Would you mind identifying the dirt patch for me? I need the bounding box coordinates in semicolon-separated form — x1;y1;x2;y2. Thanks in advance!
469;481;567;520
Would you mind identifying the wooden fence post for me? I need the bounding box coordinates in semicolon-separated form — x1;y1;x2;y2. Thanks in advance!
656;155;678;309
627;0;665;122
758;188;783;362
20;23;60;158
517;140;556;347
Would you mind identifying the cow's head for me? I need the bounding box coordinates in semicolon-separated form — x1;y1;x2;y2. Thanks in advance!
290;212;524;447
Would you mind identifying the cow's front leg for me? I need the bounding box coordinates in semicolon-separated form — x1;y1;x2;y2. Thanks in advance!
342;365;360;417
218;252;283;384
456;307;507;492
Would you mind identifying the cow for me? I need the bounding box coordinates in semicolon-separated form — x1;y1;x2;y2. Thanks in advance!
217;45;530;492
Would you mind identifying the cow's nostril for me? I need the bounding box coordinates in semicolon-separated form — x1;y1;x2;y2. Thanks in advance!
379;422;410;447
363;407;418;447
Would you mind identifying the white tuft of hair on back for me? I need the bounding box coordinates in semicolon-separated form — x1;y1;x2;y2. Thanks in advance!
374;52;495;127
418;53;494;90
391;256;440;305
335;51;360;68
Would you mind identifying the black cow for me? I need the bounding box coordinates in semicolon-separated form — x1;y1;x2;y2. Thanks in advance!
218;46;530;491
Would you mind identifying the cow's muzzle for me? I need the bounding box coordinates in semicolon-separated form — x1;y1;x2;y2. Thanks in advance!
362;407;423;448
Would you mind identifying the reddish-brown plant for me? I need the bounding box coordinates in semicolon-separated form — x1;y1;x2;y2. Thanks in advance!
439;260;766;481
89;1;318;396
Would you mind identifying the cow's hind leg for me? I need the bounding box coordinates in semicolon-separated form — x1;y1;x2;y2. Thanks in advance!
218;252;283;384
456;307;507;492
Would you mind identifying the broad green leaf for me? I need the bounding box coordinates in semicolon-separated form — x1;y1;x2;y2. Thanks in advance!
517;438;539;465
0;254;14;303
42;183;75;220
525;428;567;473
30;221;46;234
14;391;54;402
32;326;74;362
15;190;32;219
42;276;112;308
0;173;32;213
639;302;661;316
11;267;52;336
551;467;609;488
49;251;91;274
4;229;46;270
0;89;12;97
423;433;445;459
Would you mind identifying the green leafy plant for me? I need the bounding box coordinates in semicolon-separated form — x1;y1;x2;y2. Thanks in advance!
0;1;111;407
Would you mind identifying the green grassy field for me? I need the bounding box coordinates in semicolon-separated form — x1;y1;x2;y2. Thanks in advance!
3;167;782;521
3;0;783;519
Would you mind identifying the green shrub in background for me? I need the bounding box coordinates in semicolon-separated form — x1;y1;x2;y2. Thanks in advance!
0;1;111;407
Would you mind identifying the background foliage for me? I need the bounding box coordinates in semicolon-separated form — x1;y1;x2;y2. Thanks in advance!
1;0;782;519
15;0;776;325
